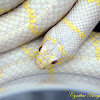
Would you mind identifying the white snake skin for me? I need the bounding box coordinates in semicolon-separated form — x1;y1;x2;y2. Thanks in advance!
0;32;100;83
0;0;76;53
0;0;100;95
36;0;100;69
0;0;24;15
0;32;100;95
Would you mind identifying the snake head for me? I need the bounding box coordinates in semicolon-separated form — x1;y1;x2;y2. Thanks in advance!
35;35;69;69
35;37;64;69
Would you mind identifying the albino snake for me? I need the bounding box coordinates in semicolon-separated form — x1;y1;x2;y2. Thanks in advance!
0;0;100;95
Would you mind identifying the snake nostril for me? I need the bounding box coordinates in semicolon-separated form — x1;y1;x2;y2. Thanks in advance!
51;60;58;64
39;46;42;52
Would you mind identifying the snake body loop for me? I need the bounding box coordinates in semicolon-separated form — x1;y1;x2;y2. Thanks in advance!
0;0;100;94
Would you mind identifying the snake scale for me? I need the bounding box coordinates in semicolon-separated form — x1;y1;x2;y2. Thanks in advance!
0;32;100;94
0;0;24;15
0;0;77;53
36;0;100;69
0;0;100;94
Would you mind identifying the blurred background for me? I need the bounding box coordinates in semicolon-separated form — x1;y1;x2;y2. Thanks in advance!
1;90;97;100
93;21;100;32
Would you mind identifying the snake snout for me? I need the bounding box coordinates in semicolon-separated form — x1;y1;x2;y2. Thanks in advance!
35;46;47;69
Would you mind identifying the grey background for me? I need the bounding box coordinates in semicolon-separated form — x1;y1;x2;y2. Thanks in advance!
0;90;98;100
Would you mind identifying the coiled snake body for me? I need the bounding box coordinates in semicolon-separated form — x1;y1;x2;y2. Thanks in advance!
0;0;100;93
0;0;76;53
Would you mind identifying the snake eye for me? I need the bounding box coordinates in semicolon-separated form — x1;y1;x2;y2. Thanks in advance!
51;60;58;64
39;46;42;52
